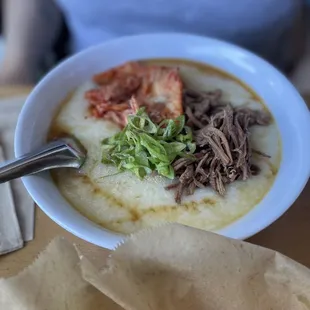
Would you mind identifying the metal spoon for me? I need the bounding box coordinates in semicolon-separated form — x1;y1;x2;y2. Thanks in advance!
0;137;87;184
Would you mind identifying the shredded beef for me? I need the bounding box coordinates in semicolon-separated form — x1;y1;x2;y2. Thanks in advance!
167;88;271;203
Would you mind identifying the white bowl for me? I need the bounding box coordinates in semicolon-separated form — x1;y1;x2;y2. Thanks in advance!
15;33;310;249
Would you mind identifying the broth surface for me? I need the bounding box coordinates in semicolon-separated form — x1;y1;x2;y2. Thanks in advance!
50;59;281;234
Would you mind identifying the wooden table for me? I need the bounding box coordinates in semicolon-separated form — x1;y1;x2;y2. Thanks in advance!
0;87;309;278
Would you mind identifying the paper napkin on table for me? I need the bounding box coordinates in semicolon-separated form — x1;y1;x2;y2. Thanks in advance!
1;223;310;309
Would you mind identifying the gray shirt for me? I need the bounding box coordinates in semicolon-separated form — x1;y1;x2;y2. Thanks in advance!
55;0;303;70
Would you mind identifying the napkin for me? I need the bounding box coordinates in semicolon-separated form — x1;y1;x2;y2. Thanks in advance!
0;145;23;254
1;223;310;310
0;94;34;254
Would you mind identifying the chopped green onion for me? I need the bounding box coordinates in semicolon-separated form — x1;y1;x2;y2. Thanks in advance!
101;108;196;179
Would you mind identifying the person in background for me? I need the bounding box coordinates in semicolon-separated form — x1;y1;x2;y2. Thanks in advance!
0;0;305;85
0;1;6;63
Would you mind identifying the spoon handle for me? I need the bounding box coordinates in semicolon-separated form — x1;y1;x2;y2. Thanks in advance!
0;140;84;184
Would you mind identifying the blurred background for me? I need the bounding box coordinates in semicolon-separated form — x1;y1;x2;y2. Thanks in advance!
0;2;4;61
0;0;310;94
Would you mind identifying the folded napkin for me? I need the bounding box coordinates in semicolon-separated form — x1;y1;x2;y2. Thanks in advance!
0;94;34;254
1;224;310;310
0;146;23;254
